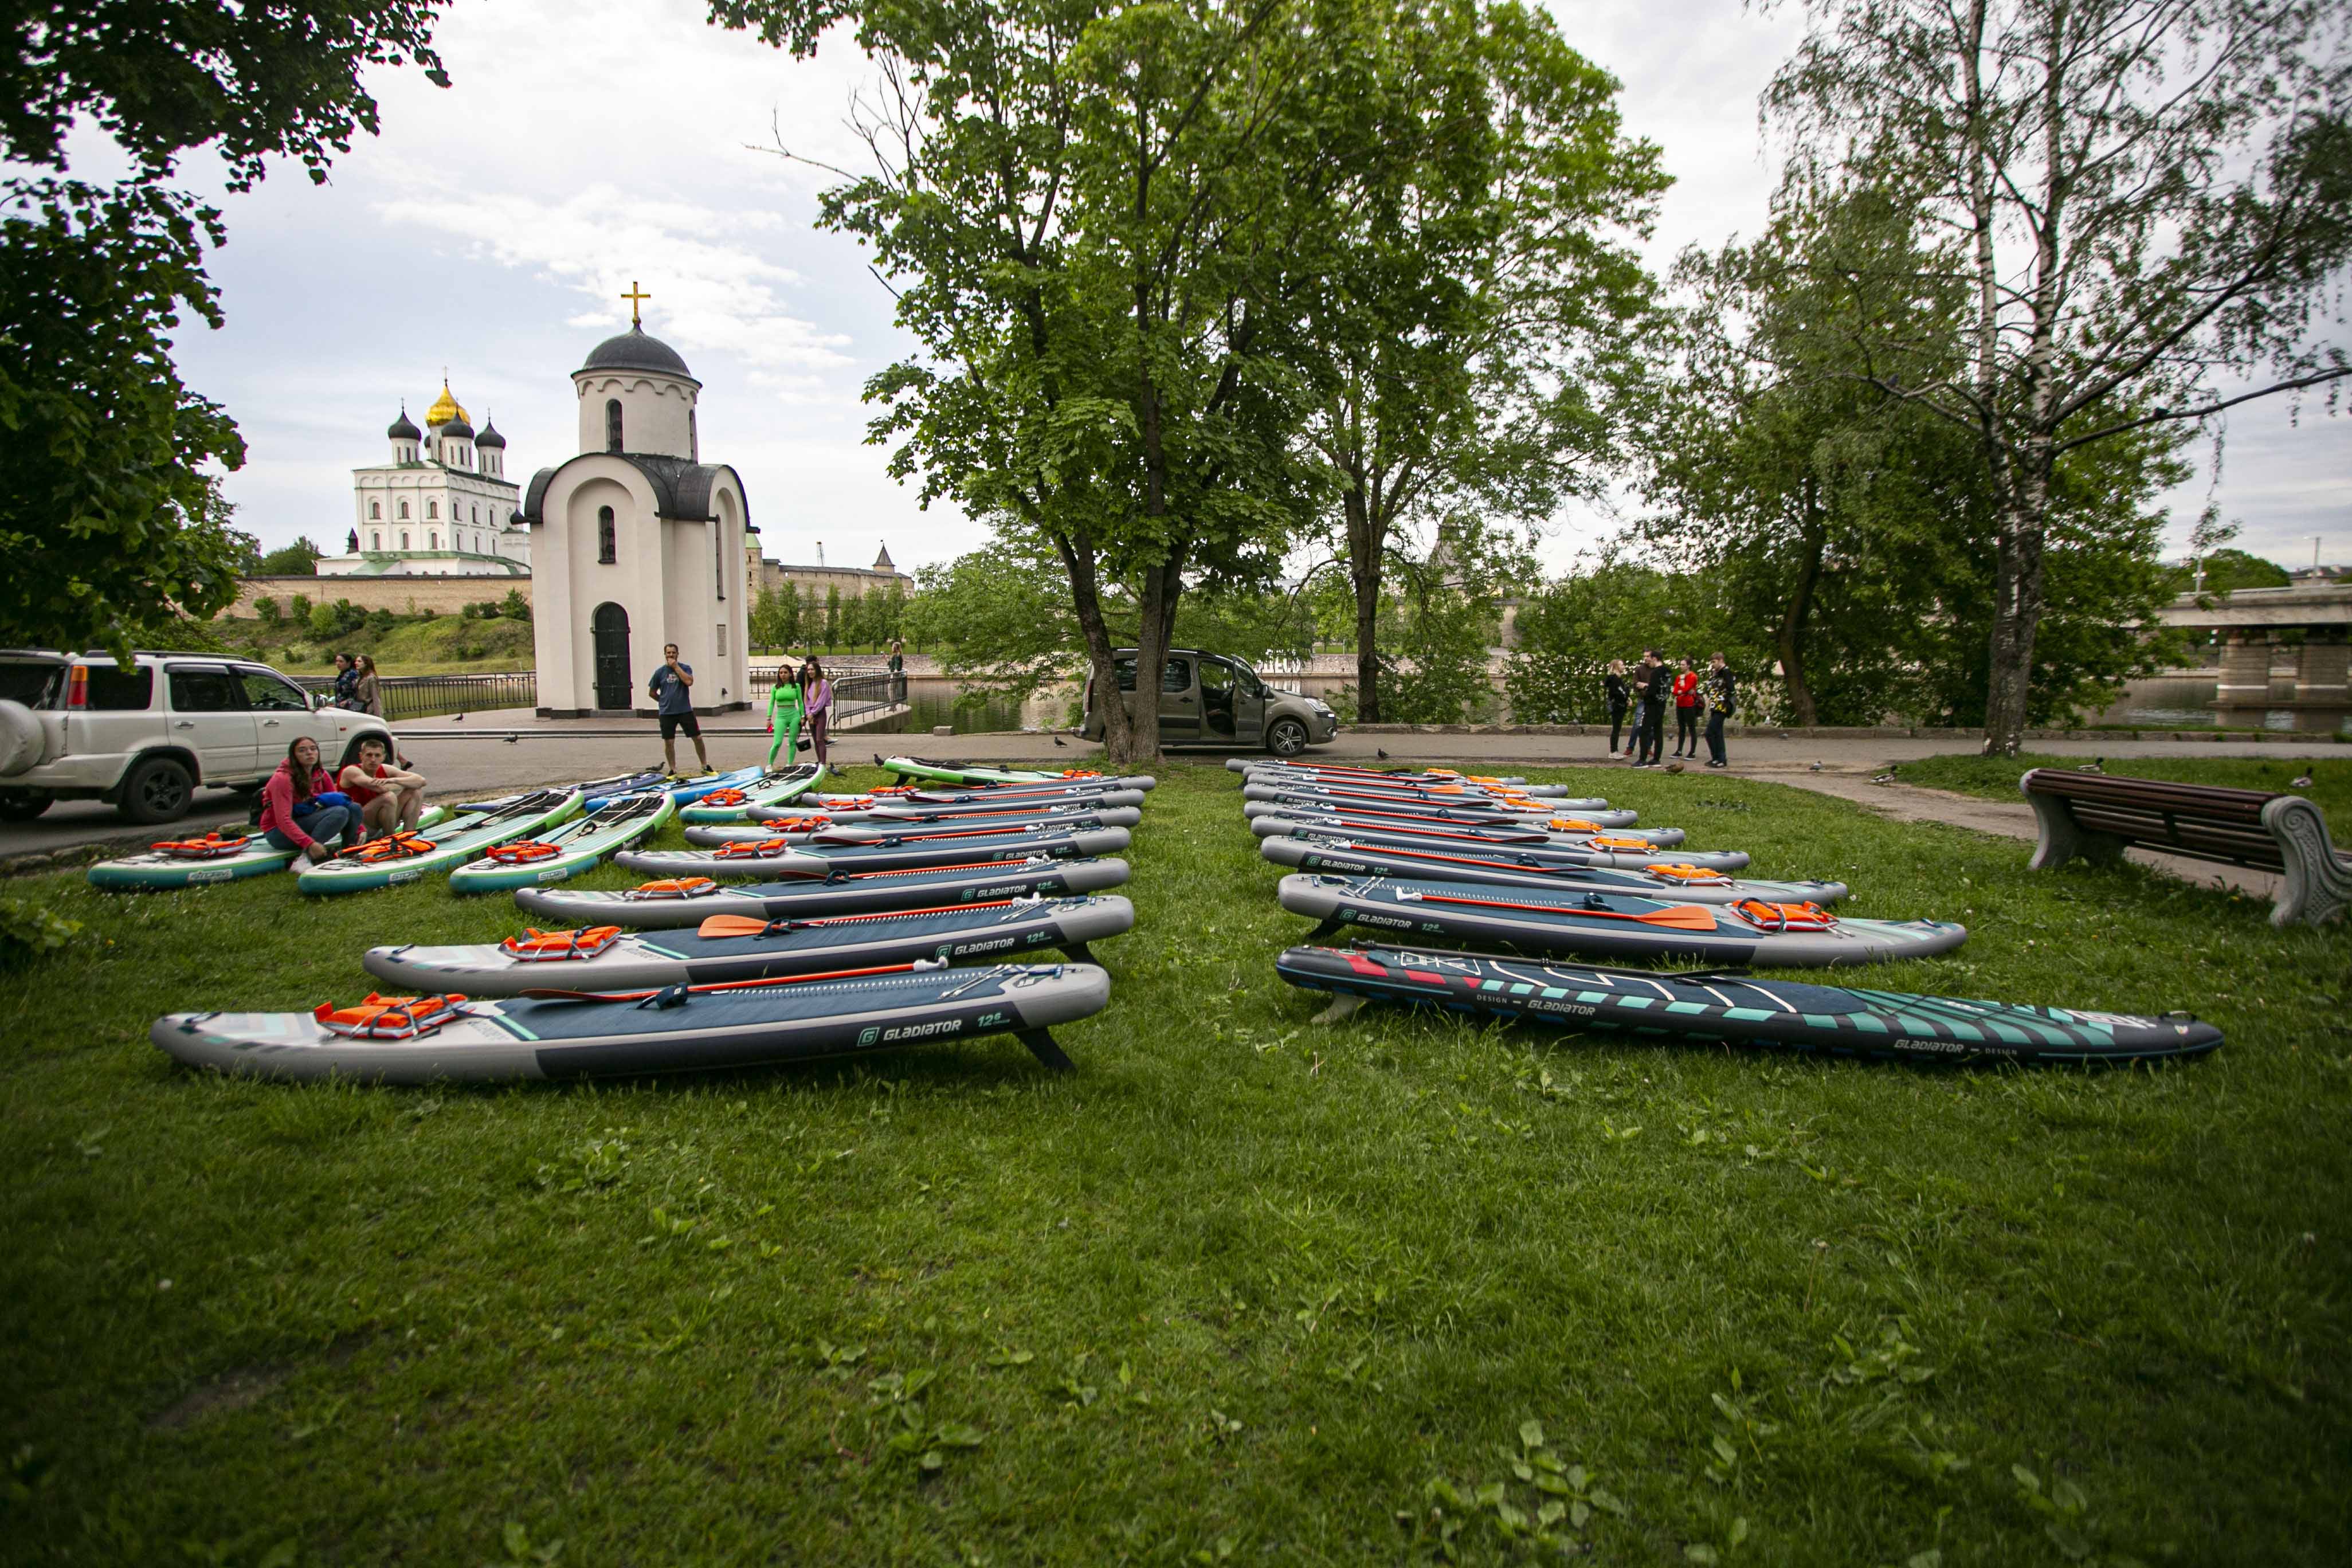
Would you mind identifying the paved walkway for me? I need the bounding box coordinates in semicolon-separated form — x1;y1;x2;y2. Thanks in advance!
5;711;2337;875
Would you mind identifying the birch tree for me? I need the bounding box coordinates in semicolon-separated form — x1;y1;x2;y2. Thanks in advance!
1762;0;2352;754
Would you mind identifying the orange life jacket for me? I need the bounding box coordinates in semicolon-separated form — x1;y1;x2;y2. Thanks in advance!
626;876;720;900
485;840;563;864
1728;899;1835;932
498;926;625;961
313;993;469;1040
346;831;438;863
152;832;254;860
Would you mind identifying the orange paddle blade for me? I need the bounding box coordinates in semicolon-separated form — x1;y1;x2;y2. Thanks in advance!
1638;903;1719;930
697;915;778;938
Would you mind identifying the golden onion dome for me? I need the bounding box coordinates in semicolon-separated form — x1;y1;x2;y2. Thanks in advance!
424;380;468;427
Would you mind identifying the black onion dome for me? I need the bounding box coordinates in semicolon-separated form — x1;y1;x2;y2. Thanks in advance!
439;416;475;440
387;406;421;440
578;326;696;381
475;419;506;449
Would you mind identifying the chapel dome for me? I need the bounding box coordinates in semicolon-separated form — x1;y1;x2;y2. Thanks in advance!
440;416;476;440
475;418;507;449
578;326;696;381
386;406;421;440
425;381;469;426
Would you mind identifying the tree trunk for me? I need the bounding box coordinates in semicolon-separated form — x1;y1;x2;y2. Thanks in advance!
1052;527;1144;767
1979;461;2051;755
1775;516;1825;726
1344;481;1383;722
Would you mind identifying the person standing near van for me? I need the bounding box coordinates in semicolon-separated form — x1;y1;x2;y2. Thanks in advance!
1630;650;1667;767
1604;660;1630;758
648;643;711;777
803;657;833;766
331;653;361;709
766;663;806;767
1704;653;1736;769
1672;657;1701;758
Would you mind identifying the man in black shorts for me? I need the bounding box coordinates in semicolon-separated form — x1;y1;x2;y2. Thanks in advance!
647;642;711;777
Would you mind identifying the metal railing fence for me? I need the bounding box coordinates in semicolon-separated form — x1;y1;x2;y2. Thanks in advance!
297;671;538;722
296;668;910;725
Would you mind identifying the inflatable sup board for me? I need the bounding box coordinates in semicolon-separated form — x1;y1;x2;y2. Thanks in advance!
1264;829;1748;877
1258;836;1839;903
152;961;1112;1084
516;856;1134;928
87;807;452;891
1241;794;1637;831
1239;779;1611;817
559;770;671;810
1277;874;1965;967
686;806;1140;847
1278;944;2220;1067
883;756;1156;790
617;825;1132;880
446;792;676;894
1233;760;1587;799
1248;810;1675;849
364;894;1135;995
676;763;827;824
296;789;582;895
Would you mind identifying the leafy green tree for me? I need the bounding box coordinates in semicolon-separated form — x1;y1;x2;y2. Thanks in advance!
1506;561;1754;724
499;587;531;624
719;0;1374;763
1306;0;1663;721
822;584;841;649
3;0;450;657
2175;548;2291;595
0;180;254;651
256;536;322;575
4;0;450;192
901;544;1086;711
1761;0;2352;753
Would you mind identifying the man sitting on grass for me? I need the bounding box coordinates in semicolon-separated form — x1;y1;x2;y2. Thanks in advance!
337;736;428;837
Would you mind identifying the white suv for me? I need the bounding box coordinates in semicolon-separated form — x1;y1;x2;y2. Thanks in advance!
0;651;399;824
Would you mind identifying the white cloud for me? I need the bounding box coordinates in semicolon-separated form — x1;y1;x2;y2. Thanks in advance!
378;183;853;374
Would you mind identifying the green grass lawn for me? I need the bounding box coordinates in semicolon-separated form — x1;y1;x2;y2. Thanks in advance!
1895;752;2352;834
3;765;2347;1565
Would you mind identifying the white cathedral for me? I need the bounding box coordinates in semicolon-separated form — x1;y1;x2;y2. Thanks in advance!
522;319;752;716
317;382;532;577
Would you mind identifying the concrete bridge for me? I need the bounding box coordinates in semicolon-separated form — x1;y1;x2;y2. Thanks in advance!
2155;578;2352;729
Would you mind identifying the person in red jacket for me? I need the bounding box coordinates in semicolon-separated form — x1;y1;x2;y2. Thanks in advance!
258;736;356;865
338;735;429;835
1671;657;1702;758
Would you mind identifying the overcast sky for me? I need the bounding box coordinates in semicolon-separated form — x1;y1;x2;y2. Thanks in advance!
105;0;2350;576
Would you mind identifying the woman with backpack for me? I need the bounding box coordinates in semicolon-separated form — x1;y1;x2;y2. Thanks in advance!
258;736;356;866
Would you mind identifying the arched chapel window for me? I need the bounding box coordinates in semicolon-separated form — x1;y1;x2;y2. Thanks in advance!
398;501;410;519
606;400;624;453
428;531;439;550
400;531;410;548
427;500;438;519
369;501;381;519
598;505;617;565
370;532;381;550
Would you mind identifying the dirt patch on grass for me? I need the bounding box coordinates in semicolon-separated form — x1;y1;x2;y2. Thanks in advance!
146;1333;370;1433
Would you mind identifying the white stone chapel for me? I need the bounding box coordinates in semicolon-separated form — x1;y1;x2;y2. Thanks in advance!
524;291;752;716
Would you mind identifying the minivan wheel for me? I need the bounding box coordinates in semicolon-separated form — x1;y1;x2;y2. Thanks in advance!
0;791;52;822
1266;718;1311;757
119;756;194;824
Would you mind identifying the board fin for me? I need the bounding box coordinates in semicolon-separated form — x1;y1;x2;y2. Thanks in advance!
1016;1028;1075;1073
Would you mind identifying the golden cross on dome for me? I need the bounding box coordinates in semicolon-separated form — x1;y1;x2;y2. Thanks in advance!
621;281;651;328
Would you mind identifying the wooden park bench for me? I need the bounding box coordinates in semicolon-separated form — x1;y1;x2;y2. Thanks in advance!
2020;768;2352;928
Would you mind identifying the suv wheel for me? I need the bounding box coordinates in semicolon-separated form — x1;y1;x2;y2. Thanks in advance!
0;791;52;822
1266;718;1310;756
119;756;194;825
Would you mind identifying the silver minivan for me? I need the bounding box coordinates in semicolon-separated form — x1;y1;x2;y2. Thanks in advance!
0;651;400;824
1080;648;1339;755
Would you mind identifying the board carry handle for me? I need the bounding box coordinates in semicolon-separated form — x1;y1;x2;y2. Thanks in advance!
1392;890;1718;931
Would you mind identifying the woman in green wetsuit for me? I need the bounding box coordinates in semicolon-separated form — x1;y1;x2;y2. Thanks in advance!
766;664;807;767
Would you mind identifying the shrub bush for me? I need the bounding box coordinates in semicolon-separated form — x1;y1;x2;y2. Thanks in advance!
0;897;78;966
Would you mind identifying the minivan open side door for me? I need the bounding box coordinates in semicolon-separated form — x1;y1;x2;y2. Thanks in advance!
1157;655;1199;742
